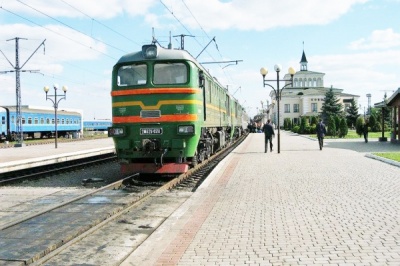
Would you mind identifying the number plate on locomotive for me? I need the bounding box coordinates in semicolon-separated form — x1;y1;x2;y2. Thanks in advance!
140;128;163;135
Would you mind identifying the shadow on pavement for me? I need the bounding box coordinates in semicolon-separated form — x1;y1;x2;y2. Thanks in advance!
325;138;400;153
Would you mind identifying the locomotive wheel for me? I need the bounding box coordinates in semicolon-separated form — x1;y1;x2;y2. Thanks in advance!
191;152;198;167
197;151;205;163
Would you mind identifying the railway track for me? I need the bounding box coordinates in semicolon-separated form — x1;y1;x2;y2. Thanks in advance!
0;153;116;185
0;133;247;265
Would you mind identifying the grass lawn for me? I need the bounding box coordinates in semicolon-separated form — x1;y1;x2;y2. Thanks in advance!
372;152;400;163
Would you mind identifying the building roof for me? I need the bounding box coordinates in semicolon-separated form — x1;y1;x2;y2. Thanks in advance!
387;88;400;106
294;70;325;75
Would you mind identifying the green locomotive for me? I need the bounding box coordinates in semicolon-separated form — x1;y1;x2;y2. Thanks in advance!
108;44;248;174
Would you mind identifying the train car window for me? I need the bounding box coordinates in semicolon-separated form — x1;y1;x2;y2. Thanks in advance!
61;119;65;124
226;95;230;116
153;63;188;85
28;117;32;124
40;118;44;124
117;64;147;86
235;102;238;118
22;117;26;124
46;118;50;124
52;119;55;124
206;79;211;103
1;116;5;125
34;118;39;124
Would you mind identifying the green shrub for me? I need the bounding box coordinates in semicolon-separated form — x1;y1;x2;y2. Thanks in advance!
338;118;348;138
355;117;364;137
310;116;317;126
309;124;316;134
327;116;336;137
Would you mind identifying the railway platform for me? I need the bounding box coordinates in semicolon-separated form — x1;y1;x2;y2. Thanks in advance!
0;138;115;174
122;132;400;265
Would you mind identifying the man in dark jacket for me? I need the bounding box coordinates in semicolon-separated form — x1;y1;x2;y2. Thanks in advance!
262;119;275;153
316;119;327;150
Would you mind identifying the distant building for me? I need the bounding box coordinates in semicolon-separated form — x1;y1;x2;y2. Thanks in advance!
268;49;359;126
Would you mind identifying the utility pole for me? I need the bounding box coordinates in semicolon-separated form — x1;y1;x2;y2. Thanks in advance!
173;34;195;50
0;37;46;147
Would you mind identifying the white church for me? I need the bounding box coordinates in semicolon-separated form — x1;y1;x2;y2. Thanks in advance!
267;50;360;126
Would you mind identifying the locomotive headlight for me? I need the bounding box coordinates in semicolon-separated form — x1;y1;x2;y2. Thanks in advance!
178;125;195;135
142;45;158;59
108;127;125;137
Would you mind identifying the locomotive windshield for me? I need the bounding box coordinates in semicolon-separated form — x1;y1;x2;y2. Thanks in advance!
153;62;187;85
117;64;147;86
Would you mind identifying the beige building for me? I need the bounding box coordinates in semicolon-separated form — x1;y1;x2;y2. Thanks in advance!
267;50;359;127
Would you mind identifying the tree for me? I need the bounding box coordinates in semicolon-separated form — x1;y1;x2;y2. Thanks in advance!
355;116;364;137
284;118;292;130
321;88;343;121
346;98;359;128
300;117;308;134
327;115;336;137
334;116;341;132
338;117;348;138
368;114;378;132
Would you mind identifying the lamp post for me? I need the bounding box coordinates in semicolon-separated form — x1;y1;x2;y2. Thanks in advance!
43;84;67;148
260;65;296;153
379;94;388;142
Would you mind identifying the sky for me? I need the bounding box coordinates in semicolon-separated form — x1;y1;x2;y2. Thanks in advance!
1;0;399;119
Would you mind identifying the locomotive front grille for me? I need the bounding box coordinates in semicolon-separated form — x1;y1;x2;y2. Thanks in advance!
140;110;161;118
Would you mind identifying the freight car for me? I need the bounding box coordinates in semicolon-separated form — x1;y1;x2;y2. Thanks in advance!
108;44;248;174
0;105;82;141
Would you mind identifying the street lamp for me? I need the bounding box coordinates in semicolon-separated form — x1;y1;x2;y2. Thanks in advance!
260;65;296;153
379;94;388;142
43;84;67;148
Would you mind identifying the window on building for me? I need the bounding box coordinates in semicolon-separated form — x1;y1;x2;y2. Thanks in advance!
284;104;290;113
311;103;318;112
293;104;299;113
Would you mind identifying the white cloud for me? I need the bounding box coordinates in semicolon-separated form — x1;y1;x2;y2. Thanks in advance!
149;0;368;31
4;0;367;31
349;28;400;50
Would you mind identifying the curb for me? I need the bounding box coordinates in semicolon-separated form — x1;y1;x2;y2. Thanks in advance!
365;153;400;168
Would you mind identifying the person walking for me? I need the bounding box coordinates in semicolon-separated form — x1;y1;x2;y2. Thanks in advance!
316;119;327;150
262;119;275;153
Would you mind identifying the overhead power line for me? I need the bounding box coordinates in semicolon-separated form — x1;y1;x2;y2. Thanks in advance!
16;0;128;54
0;5;116;60
58;0;141;46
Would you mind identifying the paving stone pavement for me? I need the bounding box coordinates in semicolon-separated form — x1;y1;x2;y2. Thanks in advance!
123;132;400;266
